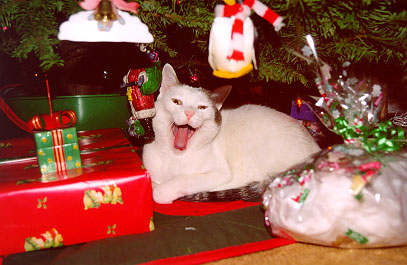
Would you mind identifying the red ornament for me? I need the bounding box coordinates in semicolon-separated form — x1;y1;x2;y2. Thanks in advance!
190;74;199;82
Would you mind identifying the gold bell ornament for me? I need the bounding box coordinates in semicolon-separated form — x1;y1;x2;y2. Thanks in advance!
58;0;153;43
80;0;139;31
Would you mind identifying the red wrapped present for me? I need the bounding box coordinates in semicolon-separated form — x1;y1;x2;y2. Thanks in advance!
0;129;154;256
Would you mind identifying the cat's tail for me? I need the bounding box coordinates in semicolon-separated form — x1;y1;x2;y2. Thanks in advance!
179;182;266;202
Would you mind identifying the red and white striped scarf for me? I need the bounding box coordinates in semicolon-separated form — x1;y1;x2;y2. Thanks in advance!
215;0;283;61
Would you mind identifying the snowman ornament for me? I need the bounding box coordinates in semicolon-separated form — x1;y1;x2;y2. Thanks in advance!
208;0;284;79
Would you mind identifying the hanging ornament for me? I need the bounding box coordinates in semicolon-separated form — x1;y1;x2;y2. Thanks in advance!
58;0;153;43
122;44;161;141
123;63;161;140
80;0;139;31
190;74;199;83
208;0;284;79
138;44;160;62
188;68;199;84
90;0;124;31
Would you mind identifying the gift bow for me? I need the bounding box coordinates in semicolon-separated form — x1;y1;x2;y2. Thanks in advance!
28;110;77;131
334;117;406;152
333;117;364;141
363;121;405;152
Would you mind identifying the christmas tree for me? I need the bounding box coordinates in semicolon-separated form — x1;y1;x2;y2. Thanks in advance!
0;0;406;95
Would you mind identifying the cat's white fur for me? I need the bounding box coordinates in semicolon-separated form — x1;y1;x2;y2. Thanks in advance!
143;64;320;204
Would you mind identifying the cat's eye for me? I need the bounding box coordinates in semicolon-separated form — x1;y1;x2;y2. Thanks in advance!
198;105;208;110
172;98;182;105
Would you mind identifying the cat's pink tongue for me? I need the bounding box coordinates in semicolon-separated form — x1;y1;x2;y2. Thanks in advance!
174;126;189;150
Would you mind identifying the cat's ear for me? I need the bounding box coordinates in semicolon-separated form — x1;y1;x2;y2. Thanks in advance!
211;85;232;110
160;64;179;95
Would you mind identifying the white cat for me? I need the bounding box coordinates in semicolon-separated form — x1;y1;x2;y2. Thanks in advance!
142;64;320;204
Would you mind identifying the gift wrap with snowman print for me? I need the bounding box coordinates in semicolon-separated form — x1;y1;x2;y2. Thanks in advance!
262;36;407;248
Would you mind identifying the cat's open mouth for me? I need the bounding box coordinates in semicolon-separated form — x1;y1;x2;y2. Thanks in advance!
172;124;196;151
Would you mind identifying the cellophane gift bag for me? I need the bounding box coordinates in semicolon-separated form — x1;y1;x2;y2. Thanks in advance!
263;36;407;248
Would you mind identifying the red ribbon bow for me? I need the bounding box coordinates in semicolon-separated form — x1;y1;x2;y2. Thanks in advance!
28;110;77;131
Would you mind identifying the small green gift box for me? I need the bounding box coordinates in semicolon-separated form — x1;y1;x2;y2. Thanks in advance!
34;127;82;174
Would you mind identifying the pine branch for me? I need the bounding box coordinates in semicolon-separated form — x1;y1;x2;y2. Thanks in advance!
0;0;405;83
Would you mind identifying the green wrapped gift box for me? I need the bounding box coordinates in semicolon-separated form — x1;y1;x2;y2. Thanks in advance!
34;127;82;174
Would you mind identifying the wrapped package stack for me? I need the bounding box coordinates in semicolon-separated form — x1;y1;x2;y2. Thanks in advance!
0;128;154;256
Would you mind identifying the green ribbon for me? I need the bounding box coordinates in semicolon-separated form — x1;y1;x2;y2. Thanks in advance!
363;121;405;152
334;117;406;153
333;117;363;140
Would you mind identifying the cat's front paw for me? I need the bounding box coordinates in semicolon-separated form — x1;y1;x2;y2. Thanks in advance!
153;184;182;204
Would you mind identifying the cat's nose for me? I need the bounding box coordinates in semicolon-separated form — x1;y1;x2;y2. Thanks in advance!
185;110;195;121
